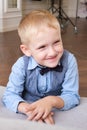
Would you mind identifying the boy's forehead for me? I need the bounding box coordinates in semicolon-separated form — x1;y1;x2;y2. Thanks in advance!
34;23;60;33
30;27;61;43
39;25;60;36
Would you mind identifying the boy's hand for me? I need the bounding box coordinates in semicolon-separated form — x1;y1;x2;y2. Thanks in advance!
18;102;31;114
18;96;64;121
28;112;55;125
26;96;53;121
42;112;54;124
18;101;55;125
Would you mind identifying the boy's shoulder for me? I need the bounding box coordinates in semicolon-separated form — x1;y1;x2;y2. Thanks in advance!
62;49;74;60
12;55;30;69
63;49;73;56
61;50;76;67
15;55;29;63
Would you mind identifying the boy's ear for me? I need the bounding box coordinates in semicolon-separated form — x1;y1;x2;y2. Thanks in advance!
20;44;31;56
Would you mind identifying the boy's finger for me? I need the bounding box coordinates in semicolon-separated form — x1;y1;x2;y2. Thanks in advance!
33;112;43;121
44;116;54;125
27;110;37;120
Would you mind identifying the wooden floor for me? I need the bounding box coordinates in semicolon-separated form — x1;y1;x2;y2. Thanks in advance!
0;18;87;97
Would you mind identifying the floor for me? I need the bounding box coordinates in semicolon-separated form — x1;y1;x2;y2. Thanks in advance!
0;18;87;97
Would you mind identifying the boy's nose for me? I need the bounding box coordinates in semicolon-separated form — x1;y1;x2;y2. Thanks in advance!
48;46;56;56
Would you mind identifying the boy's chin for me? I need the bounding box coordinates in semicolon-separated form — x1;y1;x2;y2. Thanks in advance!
45;63;58;68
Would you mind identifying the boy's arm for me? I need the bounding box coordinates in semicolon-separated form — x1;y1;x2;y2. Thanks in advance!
2;57;26;112
59;54;80;110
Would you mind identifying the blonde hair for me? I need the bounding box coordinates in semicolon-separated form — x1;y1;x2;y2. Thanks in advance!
18;10;60;44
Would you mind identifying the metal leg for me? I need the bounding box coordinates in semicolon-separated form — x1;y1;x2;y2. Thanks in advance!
48;0;79;33
74;0;79;33
48;0;58;14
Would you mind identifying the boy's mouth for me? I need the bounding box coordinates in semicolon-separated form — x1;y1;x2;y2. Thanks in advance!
46;55;58;63
47;55;58;60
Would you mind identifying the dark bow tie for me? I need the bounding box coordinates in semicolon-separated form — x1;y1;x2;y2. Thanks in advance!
40;64;63;75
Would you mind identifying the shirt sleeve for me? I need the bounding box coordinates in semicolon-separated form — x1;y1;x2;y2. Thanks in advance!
59;53;80;110
2;57;26;112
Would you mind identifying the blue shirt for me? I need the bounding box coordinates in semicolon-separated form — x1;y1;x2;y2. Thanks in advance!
2;50;80;112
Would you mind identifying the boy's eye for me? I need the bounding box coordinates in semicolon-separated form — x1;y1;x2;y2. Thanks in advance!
38;45;46;49
54;40;60;45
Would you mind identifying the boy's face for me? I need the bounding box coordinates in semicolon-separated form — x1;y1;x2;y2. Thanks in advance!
27;27;63;68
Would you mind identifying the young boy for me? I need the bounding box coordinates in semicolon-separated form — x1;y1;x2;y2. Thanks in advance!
2;10;80;124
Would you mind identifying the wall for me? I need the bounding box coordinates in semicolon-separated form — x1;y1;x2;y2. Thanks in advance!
0;0;81;32
0;0;22;32
22;0;48;16
78;0;87;18
22;0;78;17
64;0;78;17
0;0;4;32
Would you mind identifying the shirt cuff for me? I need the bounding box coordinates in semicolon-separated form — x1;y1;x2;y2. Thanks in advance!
59;94;80;111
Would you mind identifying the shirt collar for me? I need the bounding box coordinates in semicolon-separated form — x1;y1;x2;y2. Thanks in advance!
27;56;61;70
28;56;38;70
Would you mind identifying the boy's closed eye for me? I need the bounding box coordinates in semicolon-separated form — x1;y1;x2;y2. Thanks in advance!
53;40;60;45
37;45;46;50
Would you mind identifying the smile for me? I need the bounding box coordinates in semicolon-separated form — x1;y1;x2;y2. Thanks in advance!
47;55;57;60
46;55;58;62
